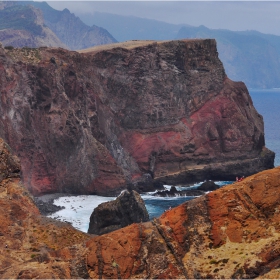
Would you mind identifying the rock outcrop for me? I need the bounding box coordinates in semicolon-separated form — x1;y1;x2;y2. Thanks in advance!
153;186;204;197
85;166;280;279
0;138;92;279
88;190;149;235
0;39;274;195
1;134;280;279
197;180;219;191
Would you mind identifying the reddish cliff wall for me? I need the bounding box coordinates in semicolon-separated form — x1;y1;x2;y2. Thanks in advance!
0;39;274;195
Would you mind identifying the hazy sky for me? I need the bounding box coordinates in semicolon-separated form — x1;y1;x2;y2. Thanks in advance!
46;1;280;36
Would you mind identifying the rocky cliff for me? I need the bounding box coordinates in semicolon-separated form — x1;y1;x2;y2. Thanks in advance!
0;39;274;195
1;134;280;279
0;138;93;279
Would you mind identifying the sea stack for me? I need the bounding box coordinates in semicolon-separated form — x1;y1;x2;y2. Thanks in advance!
0;39;274;195
88;190;149;235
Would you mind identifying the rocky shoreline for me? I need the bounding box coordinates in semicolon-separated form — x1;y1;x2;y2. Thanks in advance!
34;193;69;215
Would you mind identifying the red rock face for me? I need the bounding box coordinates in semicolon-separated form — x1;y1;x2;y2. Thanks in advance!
0;39;274;195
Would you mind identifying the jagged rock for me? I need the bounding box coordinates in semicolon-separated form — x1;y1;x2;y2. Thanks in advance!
153;186;205;197
197;180;219;191
0;39;274;195
1;134;280;279
88;190;149;235
85;166;280;279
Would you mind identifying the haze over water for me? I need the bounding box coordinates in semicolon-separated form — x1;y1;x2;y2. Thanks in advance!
250;89;280;166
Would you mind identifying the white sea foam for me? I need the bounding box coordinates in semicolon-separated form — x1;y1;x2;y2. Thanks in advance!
47;181;232;233
47;195;114;233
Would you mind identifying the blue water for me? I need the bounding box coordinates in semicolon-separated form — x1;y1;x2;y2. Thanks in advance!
250;89;280;166
49;181;232;232
49;89;279;232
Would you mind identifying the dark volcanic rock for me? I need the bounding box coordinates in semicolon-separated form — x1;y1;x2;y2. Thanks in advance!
0;39;274;195
88;190;149;235
197;180;219;191
153;186;205;197
34;196;65;216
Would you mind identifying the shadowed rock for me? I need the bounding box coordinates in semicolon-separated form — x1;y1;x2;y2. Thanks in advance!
88;190;149;235
197;180;219;191
0;139;21;182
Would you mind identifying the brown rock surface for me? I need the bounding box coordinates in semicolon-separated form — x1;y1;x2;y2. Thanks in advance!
0;138;92;279
0;39;274;195
85;167;280;279
1;136;280;279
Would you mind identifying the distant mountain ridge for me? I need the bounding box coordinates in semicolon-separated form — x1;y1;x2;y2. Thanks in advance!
177;25;280;89
84;11;280;89
0;4;66;48
19;1;117;50
0;1;117;50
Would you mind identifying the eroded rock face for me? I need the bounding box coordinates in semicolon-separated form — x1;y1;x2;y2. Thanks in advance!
0;39;274;195
1;135;280;279
85;167;280;279
0;138;20;181
88;190;149;235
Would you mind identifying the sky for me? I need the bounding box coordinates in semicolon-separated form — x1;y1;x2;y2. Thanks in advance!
45;1;280;36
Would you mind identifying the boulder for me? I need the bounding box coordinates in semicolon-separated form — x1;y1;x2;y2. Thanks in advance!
197;180;220;191
88;190;149;235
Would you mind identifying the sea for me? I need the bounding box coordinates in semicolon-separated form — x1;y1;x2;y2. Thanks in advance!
47;89;280;233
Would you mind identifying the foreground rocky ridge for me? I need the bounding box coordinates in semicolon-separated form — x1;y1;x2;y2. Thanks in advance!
0;39;274;195
1;136;280;279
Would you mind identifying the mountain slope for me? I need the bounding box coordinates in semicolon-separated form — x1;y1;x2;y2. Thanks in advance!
0;4;67;48
82;11;184;42
19;1;118;50
0;2;117;50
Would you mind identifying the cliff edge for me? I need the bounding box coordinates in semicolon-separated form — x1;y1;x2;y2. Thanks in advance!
0;39;274;195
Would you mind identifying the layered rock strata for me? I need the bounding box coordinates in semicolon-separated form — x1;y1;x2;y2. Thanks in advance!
88;190;149;235
0;39;274;195
1;135;280;279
